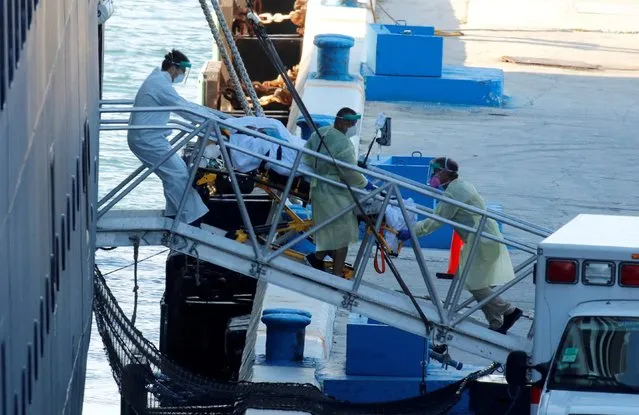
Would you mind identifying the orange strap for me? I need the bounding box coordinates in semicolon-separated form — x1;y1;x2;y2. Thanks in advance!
374;243;386;274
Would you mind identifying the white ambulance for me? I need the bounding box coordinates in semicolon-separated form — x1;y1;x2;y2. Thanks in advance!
506;214;639;414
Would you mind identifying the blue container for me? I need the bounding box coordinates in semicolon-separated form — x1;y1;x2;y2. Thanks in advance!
261;312;312;362
366;154;454;250
346;320;429;377
314;34;355;81
366;24;443;77
296;114;335;141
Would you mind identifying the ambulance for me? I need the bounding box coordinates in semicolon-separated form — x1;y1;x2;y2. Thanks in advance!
505;214;639;414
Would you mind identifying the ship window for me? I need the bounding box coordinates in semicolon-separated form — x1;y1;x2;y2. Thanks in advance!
20;370;25;415
85;121;91;177
49;152;56;244
53;236;60;291
60;218;66;272
38;300;44;357
44;278;50;333
7;0;15;84
13;0;20;69
32;324;39;380
66;196;71;248
26;346;32;404
0;0;5;109
75;158;81;210
1;341;6;415
20;0;27;44
27;0;33;28
72;178;77;230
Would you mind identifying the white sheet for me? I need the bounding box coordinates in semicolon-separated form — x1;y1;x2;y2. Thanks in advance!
209;116;417;253
221;116;312;177
359;197;418;254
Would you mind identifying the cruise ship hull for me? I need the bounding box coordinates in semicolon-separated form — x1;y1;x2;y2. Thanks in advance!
0;1;101;413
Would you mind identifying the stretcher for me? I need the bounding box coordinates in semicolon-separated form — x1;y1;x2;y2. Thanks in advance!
188;118;416;279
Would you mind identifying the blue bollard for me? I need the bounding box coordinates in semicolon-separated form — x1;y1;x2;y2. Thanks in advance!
261;312;312;362
262;308;312;319
313;34;355;81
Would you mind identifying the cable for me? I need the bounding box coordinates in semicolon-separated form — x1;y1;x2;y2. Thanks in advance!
245;10;433;334
360;132;381;168
101;249;169;277
377;3;398;24
503;385;521;415
208;0;265;117
197;0;254;115
131;237;140;326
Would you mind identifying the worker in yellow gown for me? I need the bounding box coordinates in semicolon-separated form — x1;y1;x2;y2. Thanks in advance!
302;107;375;277
398;157;523;334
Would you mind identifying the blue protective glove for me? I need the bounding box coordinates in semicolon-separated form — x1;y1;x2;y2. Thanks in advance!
364;181;377;191
397;228;411;241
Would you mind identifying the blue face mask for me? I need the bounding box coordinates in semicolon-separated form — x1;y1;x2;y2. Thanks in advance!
173;73;185;84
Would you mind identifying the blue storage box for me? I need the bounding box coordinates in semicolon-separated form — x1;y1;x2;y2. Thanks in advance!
366;24;443;77
346;318;429;377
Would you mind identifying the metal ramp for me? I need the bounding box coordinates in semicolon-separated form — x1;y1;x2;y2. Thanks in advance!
97;101;552;364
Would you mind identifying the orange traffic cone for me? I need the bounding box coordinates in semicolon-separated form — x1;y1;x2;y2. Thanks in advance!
436;231;464;279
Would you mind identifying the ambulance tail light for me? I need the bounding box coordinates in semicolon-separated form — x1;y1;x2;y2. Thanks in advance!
530;384;542;406
546;259;577;284
620;263;639;287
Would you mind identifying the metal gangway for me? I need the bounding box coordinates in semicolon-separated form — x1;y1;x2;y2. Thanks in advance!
96;101;552;364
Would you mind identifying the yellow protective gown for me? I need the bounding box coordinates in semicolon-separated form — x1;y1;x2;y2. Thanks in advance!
414;178;515;290
302;126;367;251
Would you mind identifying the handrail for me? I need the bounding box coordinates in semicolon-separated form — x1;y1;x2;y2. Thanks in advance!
98;104;551;238
97;105;545;355
100;121;536;253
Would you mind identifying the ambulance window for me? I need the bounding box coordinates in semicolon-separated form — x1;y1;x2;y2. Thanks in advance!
548;316;639;394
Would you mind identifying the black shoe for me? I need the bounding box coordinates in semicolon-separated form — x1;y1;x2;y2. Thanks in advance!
493;308;523;335
305;253;324;271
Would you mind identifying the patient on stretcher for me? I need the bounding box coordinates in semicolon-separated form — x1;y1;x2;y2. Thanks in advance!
198;116;419;255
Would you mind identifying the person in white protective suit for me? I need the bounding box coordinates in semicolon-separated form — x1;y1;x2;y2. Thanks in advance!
128;49;220;227
397;157;523;334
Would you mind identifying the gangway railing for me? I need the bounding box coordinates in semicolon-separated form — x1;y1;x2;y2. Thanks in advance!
96;100;553;363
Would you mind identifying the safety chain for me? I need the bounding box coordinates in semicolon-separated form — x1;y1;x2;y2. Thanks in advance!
208;0;265;117
188;244;202;286
130;236;140;326
258;12;293;24
197;0;253;115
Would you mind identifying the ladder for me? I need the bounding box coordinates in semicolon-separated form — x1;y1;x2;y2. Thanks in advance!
97;101;552;364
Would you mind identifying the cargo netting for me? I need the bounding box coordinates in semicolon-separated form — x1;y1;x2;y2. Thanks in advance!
94;265;500;414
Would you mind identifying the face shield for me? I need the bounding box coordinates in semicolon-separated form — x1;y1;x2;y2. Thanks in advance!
172;60;192;84
336;112;362;139
428;158;451;188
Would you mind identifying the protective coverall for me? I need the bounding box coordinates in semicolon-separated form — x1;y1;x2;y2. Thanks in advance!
302;126;367;251
413;178;516;329
128;68;219;224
